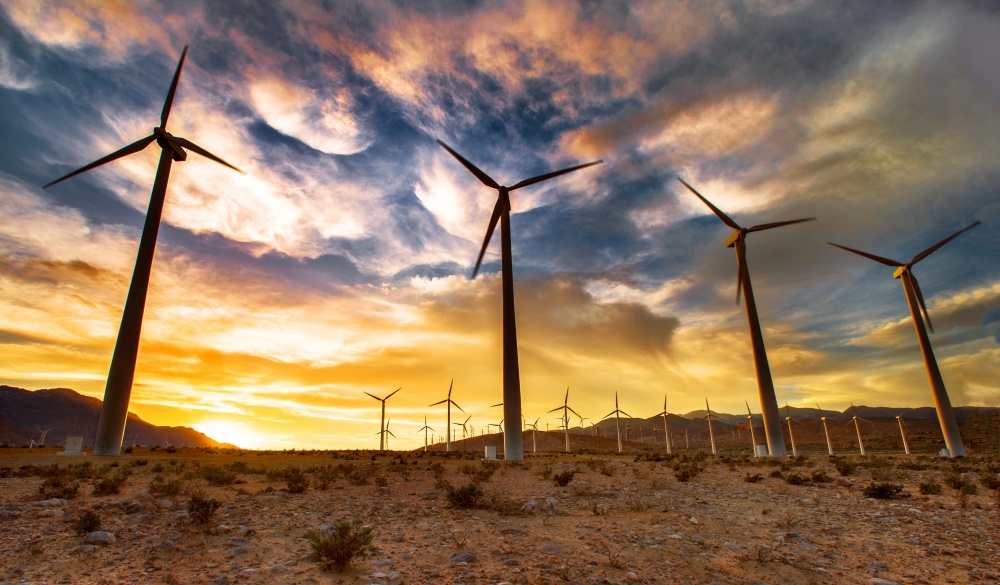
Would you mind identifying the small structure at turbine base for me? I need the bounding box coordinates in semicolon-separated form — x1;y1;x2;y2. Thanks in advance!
58;436;85;456
484;446;497;460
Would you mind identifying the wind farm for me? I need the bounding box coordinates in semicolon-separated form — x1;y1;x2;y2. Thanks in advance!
1;2;998;584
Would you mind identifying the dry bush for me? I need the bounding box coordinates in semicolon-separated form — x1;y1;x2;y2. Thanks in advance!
622;490;651;512
739;544;773;565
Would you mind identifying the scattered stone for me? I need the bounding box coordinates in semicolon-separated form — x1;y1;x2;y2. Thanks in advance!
870;562;889;572
171;511;190;523
541;544;565;555
34;498;67;507
372;559;393;567
39;508;64;518
393;532;405;542
500;528;527;536
157;499;173;509
869;579;898;585
625;572;640;582
450;551;477;564
84;531;116;545
521;500;540;513
543;497;560;512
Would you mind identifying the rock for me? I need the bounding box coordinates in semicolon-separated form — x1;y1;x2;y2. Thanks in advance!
157;499;173;509
500;528;527;536
779;532;806;543
541;544;565;555
171;511;189;523
543;497;560;512
423;491;438;500
39;508;64;518
723;542;741;550
625;572;640;582
372;559;393;567
34;498;67;507
84;531;116;545
834;479;852;487
450;551;477;563
266;565;288;574
868;579;898;585
870;562;889;572
521;500;540;513
393;532;405;542
688;517;699;524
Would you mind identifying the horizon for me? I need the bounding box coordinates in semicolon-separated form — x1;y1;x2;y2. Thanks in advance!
0;2;998;451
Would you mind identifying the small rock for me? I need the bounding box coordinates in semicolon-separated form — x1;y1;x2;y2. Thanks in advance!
500;528;527;536
625;572;640;582
171;511;189;523
34;498;67;507
543;497;560;512
870;562;889;572
541;544;565;555
869;579;898;585
393;532;405;542
521;500;540;513
157;499;173;509
84;531;116;545
688;517;699;525
372;559;393;567
39;508;64;518
450;551;477;563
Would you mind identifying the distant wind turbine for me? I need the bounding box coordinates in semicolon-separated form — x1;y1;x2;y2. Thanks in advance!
437;139;602;460
548;387;583;453
601;392;632;453
704;399;717;456
525;417;540;453
417;416;434;452
429;380;463;452
896;414;911;455
816;403;834;456
784;403;798;457
376;418;396;450
828;221;979;458
745;401;759;457
848;404;868;456
678;177;815;457
43;46;243;456
656;395;672;454
364;388;401;451
36;427;54;447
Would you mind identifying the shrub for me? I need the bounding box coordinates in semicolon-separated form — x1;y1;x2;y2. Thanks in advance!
785;472;810;486
286;467;309;494
979;474;1000;490
38;477;79;500
768;469;783;479
149;475;184;497
198;464;238;486
73;510;101;534
674;464;701;483
92;471;130;496
810;470;833;484
471;461;498;483
862;482;904;500
944;473;976;494
306;519;376;572
744;473;764;484
553;471;575;487
833;459;856;477
187;492;222;526
445;482;484;508
919;481;942;495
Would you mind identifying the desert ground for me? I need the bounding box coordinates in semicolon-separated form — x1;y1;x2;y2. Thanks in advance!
1;437;999;585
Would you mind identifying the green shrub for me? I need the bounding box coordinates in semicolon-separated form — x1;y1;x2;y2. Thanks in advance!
286;467;309;494
187;492;222;525
744;473;764;484
73;509;102;534
445;482;484;508
919;481;942;495
198;464;238;486
306;519;376;572
862;482;904;500
553;471;575;487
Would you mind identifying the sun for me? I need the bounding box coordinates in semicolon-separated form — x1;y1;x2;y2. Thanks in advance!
193;420;260;449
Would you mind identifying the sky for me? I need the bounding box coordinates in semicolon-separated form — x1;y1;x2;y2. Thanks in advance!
0;0;997;450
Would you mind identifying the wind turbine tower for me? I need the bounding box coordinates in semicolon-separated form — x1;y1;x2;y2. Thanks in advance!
828;221;979;457
601;392;632;453
658;395;672;454
429;380;464;452
705;399;717;456
364;388;400;451
678;178;815;457
850;404;866;456
43;46;243;456
745;401;759;456
896;415;911;455
785;403;798;457
817;404;834;456
36;427;54;447
437;140;601;460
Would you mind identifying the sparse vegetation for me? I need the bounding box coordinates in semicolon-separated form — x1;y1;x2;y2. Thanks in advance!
73;509;101;534
553;470;575;487
92;470;131;495
37;477;79;500
862;482;904;500
286;467;309;493
833;459;856;477
445;482;484;508
187;492;222;526
198;464;238;486
305;519;376;572
149;475;184;497
919;480;942;495
744;472;764;484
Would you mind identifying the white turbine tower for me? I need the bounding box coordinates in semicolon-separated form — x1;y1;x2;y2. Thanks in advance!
849;404;867;456
417;416;434;452
745;400;759;457
548;387;582;453
896;414;911;455
816;403;834;456
429;380;463;452
656;395;672;454
784;403;798;457
601;392;632;453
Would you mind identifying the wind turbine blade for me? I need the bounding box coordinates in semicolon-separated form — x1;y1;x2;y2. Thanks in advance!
472;196;503;279
169;137;243;173
453;401;465;413
387;430;396;438
910;221;980;265
364;392;381;401
160;46;188;128
747;217;817;232
567;406;582;419
827;243;903;267
436;140;499;189
745;400;753;416
385;388;401;400
429;399;447;407
909;273;934;334
43;135;156;189
490;402;504;408
676;177;740;229
619;410;633;418
601;411;616;420
547;406;563;414
509;160;603;191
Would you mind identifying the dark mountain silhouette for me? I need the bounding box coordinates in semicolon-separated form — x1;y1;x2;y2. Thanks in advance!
0;386;226;448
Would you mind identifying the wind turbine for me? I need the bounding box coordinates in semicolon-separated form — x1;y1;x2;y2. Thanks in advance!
678;178;815;457
488;419;505;454
525;417;540;453
601;392;632;453
828;221;979;458
43;46;243;456
784;403;798;457
848;404;867;456
816;404;834;456
548;387;583;453
437;140;602;460
35;427;54;447
745;401;760;457
896;414;911;455
364;388;401;451
656;395;672;454
704;399;717;456
429;380;463;452
417;416;434;453
378;419;396;450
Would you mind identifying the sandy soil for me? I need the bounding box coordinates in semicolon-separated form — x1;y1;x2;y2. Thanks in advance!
1;447;998;585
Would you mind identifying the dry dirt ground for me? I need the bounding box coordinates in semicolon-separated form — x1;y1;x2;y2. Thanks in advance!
1;447;998;585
